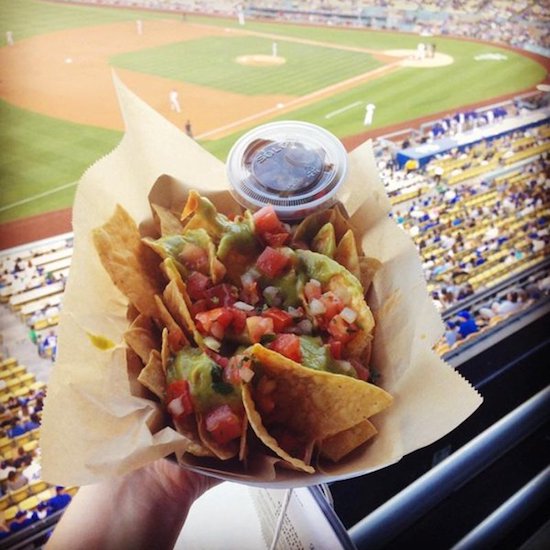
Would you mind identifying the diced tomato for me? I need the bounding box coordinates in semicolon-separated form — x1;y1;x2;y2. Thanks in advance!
253;205;285;235
228;308;247;333
350;359;370;382
262;308;293;332
195;307;234;335
186;271;211;300
320;291;345;320
204;405;242;445
178;243;209;272
165;380;194;420
190;298;208;317
256;246;290;278
327;338;342;360
326;314;358;344
204;284;239;308
269;334;302;363
263;232;290;247
246;316;274;343
304;280;322;301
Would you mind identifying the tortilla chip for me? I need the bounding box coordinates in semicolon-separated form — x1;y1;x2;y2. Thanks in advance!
137;350;166;400
93;205;164;319
197;414;240;460
320;420;378;462
181;190;228;239
242;383;315;473
154;295;189;352
160;259;203;346
124;314;161;365
242;344;392;471
335;230;361;281
292;209;334;246
312;222;336;258
151;203;184;236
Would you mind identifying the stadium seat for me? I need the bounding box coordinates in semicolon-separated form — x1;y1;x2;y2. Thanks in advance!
19;495;40;512
0;494;9;512
10;484;31;504
29;480;49;495
3;505;19;522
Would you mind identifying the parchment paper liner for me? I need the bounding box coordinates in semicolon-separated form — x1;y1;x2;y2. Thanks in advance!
40;75;482;488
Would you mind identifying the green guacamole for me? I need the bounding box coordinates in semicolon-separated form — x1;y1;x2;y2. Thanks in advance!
167;347;241;412
299;336;357;377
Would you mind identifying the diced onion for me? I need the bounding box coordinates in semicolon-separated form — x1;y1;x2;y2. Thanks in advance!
239;368;255;383
309;298;326;315
233;301;255;311
203;336;221;351
297;319;313;334
287;306;304;318
167;397;184;417
309;279;321;288
340;307;358;324
241;269;260;286
263;286;282;306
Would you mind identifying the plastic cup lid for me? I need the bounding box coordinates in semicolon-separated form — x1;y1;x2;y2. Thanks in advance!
226;121;348;220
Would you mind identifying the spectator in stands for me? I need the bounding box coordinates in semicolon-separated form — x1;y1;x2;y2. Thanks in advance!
47;458;218;548
444;321;459;346
0;460;15;485
47;486;73;513
457;311;479;339
6;419;26;438
6;470;28;492
23;413;41;432
9;510;38;533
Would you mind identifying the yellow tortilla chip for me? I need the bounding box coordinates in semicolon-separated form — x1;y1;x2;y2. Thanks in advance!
312;222;336;258
137;350;166;400
151;203;184;236
154;295;189;352
93;205;163;319
242;344;392;471
320;420;378;462
335;229;361;281
292;209;334;246
124;314;161;365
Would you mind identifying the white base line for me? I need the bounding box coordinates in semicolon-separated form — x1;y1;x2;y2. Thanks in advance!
196;61;401;140
325;100;363;119
0;181;78;213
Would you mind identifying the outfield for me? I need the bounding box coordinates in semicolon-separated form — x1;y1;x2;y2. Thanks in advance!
0;0;547;225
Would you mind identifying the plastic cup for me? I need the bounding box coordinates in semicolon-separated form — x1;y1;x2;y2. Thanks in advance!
226;121;348;220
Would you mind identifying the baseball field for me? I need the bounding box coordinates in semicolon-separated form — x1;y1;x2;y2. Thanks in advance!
0;0;548;231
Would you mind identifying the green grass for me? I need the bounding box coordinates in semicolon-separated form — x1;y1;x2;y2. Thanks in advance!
111;36;382;96
0;0;546;223
0;100;121;223
0;0;171;43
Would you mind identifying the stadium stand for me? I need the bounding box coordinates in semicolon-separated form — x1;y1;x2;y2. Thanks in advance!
1;1;548;546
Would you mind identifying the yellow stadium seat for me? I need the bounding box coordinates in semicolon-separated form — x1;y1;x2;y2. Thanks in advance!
37;488;54;502
0;494;9;511
19;495;40;512
65;486;79;497
3;505;19;521
30;480;49;495
10;484;30;504
23;440;39;454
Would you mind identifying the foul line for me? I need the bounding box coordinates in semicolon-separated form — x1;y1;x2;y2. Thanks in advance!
0;181;78;213
196;61;401;140
325;101;363;119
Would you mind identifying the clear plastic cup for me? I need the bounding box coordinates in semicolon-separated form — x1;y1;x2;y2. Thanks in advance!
226;121;348;220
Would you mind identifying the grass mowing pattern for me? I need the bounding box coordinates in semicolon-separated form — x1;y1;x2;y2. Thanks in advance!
0;100;121;223
0;1;546;222
111;36;382;96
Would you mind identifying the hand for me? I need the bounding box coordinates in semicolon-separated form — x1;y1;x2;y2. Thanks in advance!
47;458;220;550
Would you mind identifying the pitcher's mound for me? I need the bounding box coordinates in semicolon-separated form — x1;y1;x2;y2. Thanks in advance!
236;54;286;67
383;49;454;68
